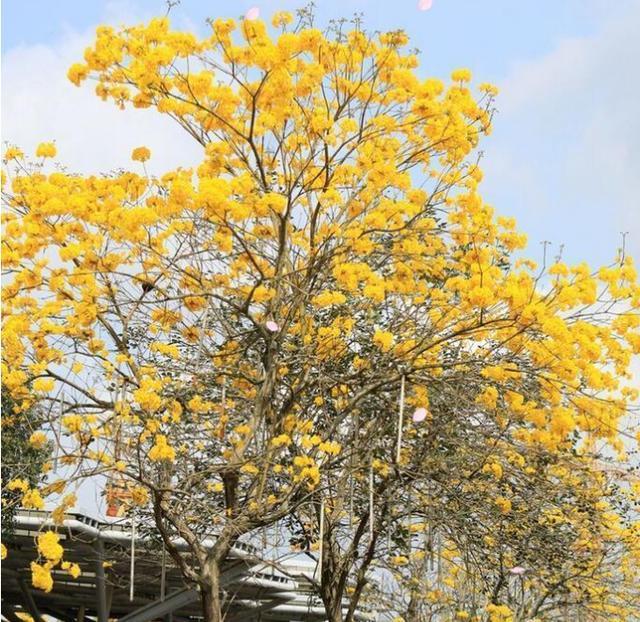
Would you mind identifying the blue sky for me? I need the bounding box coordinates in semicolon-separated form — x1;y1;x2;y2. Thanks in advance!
0;1;620;78
2;0;640;268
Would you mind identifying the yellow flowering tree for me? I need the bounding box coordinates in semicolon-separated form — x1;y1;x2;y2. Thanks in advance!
2;7;639;622
291;352;639;621
378;448;640;621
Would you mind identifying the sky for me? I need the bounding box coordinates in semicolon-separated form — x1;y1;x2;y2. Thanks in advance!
3;0;640;267
2;0;640;514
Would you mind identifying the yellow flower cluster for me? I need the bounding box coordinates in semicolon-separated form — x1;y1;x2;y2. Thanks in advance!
31;562;54;592
37;531;64;564
148;434;176;462
373;329;394;352
29;531;80;592
486;604;514;622
29;431;48;448
293;455;321;490
131;146;151;162
35;142;57;158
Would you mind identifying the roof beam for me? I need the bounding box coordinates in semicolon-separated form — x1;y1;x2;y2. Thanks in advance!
118;588;199;622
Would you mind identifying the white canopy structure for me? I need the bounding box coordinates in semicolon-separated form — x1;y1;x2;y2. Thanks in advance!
1;510;375;622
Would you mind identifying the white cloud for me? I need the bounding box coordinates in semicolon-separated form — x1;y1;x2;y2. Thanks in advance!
482;0;640;265
471;1;640;431
1;19;202;175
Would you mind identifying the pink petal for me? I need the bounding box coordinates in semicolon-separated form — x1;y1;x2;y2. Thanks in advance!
417;0;433;10
266;320;279;332
412;407;428;423
245;7;260;20
509;566;526;575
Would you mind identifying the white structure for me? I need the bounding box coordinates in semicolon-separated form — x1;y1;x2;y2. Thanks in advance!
1;510;375;622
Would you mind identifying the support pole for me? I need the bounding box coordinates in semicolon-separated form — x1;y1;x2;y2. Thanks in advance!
95;537;109;622
369;464;375;543
130;512;137;601
395;375;406;464
53;395;64;472
160;546;167;601
198;308;210;360
349;410;359;528
316;499;325;581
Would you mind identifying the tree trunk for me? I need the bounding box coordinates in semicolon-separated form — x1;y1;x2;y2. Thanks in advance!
200;562;223;622
320;544;345;622
322;583;344;622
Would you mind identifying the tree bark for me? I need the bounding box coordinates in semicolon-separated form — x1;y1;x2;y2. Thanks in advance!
199;525;239;622
200;562;223;622
318;517;345;622
322;582;345;622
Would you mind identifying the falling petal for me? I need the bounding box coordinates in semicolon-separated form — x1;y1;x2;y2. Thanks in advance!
417;0;433;10
413;407;428;423
266;320;279;332
509;566;527;575
245;6;260;20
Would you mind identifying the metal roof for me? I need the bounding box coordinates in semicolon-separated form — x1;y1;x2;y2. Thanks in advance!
1;510;375;622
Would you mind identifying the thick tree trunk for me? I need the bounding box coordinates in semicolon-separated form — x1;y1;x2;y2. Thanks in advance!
200;562;223;622
320;538;345;622
322;583;344;622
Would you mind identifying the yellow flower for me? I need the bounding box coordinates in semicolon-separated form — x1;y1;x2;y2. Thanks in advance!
35;142;57;158
67;63;89;86
1;543;7;560
271;11;293;27
129;486;149;505
7;478;29;493
52;493;77;524
22;488;45;510
37;531;64;564
151;341;181;359
148;435;176;462
372;458;390;477
271;434;291;448
252;286;274;303
486;603;514;622
318;440;341;456
373;329;394;352
479;82;499;96
3;146;24;161
451;68;472;82
311;291;347;308
32;377;55;393
29;431;48;449
476;386;499;409
495;496;512;514
61;415;83;433
31;562;54;592
61;561;82;578
482;461;503;480
131;146;151;162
